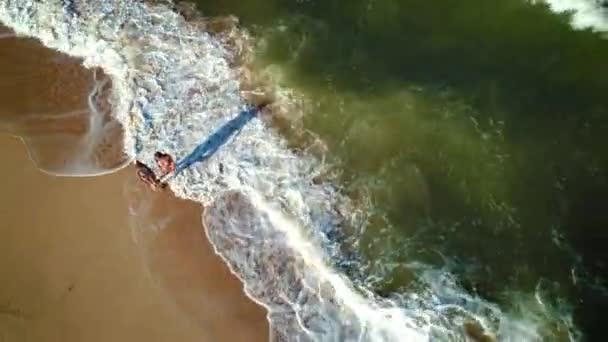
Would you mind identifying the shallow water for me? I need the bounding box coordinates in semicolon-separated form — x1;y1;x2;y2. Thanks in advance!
0;26;129;175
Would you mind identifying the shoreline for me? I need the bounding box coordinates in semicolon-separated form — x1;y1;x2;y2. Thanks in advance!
124;158;270;341
0;134;270;341
0;25;269;341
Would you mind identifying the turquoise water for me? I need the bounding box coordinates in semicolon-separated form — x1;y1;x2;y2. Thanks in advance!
190;0;608;339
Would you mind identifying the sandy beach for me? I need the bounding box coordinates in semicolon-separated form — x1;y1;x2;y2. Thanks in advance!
0;26;268;342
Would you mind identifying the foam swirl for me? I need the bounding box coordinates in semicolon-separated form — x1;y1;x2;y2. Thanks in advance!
542;0;608;32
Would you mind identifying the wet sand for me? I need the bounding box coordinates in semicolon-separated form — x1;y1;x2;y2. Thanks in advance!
0;25;127;174
0;26;268;342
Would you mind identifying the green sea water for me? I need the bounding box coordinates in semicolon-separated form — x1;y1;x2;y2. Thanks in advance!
189;0;608;339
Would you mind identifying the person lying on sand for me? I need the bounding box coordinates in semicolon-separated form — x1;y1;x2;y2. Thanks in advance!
154;151;176;177
135;160;164;191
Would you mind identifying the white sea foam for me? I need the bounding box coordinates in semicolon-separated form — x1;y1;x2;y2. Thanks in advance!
542;0;608;31
0;0;576;340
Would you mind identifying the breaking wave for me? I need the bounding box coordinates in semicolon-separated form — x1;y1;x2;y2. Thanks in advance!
542;0;608;32
0;0;579;340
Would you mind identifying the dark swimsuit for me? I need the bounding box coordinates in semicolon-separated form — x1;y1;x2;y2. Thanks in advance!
136;161;158;184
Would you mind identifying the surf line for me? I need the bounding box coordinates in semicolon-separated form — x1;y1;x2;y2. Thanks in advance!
147;103;268;185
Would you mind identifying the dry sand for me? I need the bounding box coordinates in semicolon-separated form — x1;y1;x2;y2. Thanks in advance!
0;25;268;342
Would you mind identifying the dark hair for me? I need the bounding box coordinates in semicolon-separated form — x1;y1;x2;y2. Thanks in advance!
154;151;164;159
